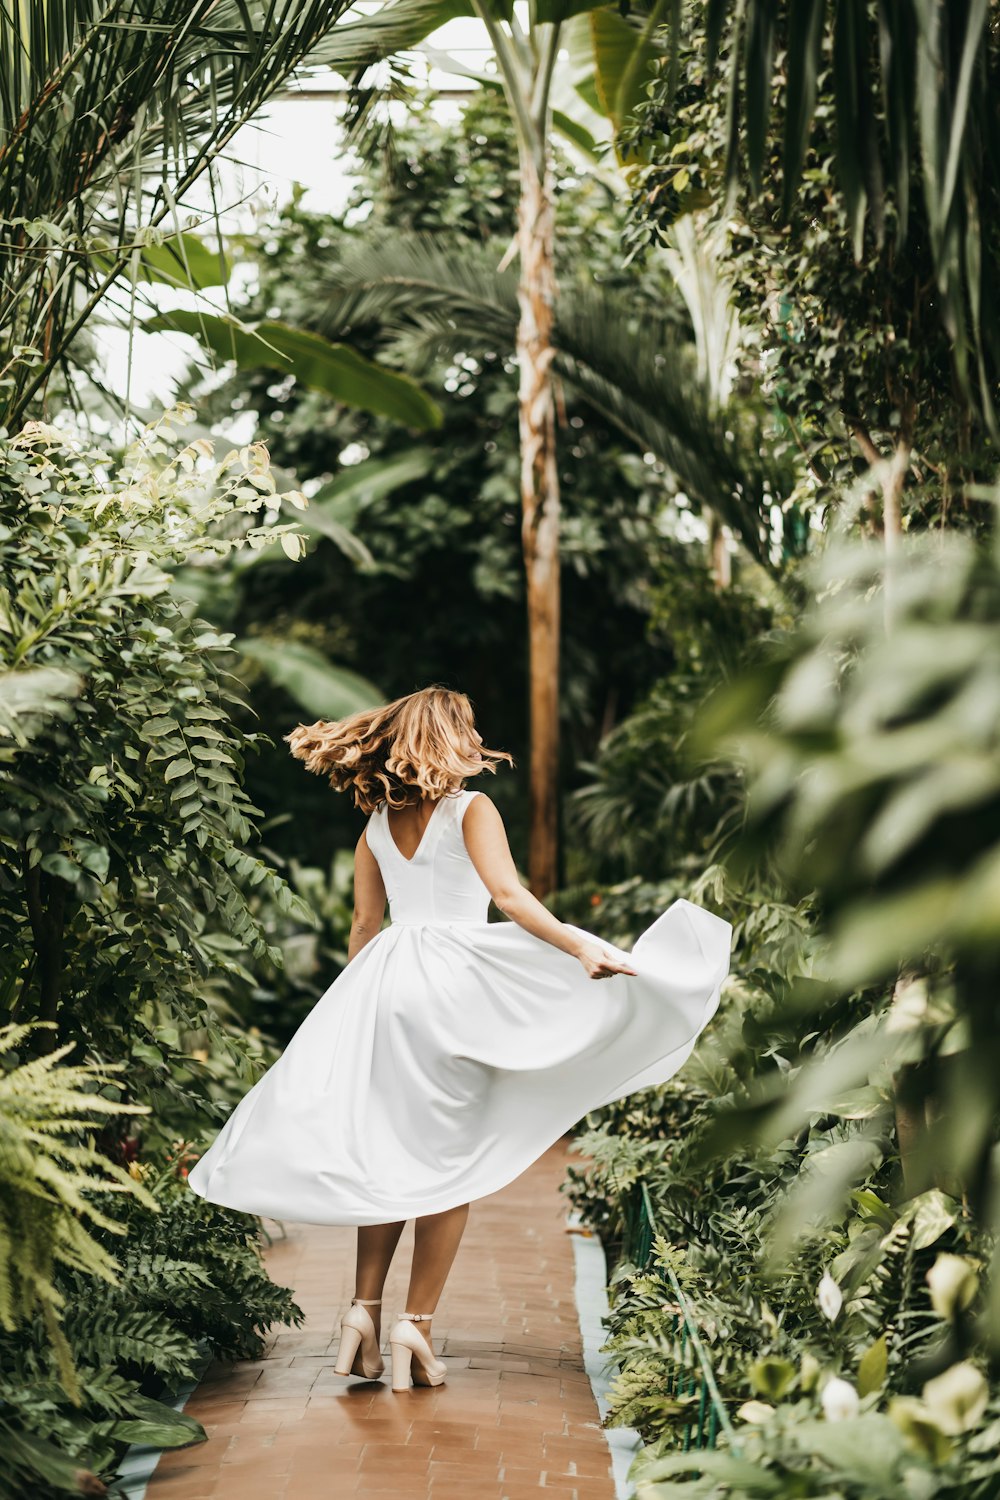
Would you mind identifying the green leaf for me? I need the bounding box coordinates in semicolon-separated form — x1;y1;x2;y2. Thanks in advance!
587;7;663;139
305;447;437;531
705;0;731;69
2;1425;98;1491
749;1355;797;1399
131;1041;163;1067
828;879;957;985
744;0;777;191
39;853;79;883
165;758;195;782
237;638;383;719
781;0;824;216
889;1396;953;1463
832;0;881;256
112;1412;206;1447
551;108;602;158
910;1189;959;1250
310;0;481;71
857;1334;888;1397
143;313;443;429
71;838;110;881
100;232;230;290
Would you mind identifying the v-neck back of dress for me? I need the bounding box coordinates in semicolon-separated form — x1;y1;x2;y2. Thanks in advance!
366;788;491;926
384;796;447;864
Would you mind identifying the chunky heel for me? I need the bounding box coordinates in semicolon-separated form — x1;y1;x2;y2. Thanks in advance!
334;1296;384;1379
388;1313;448;1392
390;1341;413;1391
334;1324;363;1376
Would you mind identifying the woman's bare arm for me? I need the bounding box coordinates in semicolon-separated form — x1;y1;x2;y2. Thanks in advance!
348;828;387;961
462;794;636;979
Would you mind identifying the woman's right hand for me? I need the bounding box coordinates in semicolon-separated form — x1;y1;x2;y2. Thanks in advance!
576;941;637;980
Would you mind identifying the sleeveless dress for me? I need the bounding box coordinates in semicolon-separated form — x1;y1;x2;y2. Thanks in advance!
186;788;732;1226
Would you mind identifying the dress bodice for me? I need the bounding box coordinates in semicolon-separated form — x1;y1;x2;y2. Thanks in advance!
365;788;491;926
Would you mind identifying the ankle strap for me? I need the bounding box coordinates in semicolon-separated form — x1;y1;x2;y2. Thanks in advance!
399;1311;433;1322
352;1297;381;1305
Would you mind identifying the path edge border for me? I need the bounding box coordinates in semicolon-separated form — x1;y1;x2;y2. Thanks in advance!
567;1208;644;1500
109;1344;213;1499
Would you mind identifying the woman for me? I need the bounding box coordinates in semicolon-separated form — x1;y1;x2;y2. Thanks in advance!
187;685;731;1392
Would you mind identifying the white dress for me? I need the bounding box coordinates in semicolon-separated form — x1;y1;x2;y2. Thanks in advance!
187;788;732;1226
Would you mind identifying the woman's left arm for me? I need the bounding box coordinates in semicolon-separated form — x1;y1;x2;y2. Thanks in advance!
347;827;387;961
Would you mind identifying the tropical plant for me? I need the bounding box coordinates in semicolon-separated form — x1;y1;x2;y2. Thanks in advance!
303;0;681;895
568;554;781;883
143;308;443;431
173;100;710;878
564;890;1000;1498
623;2;998;562
0;1020;171;1498
0;409;317;1493
702;0;1000;437
695;526;1000;1350
0;405;315;1076
0;1115;302;1498
312;231;789;570
0;1;388;427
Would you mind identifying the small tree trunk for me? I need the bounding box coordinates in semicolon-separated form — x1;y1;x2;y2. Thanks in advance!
707;508;731;590
517;149;560;898
882;394;916;554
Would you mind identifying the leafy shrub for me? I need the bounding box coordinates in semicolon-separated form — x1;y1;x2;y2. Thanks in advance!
0;408;314;1496
0;406;315;1081
0;1142;303;1498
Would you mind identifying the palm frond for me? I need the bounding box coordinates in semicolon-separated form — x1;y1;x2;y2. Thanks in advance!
714;0;1000;433
313;231;788;567
0;0;356;425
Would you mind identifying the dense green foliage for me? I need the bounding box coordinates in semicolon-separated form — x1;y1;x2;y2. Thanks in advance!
550;7;1000;1493
0;411;311;1492
0;1042;302;1498
624;4;997;539
0;411;314;1084
184;94;693;890
4;4;1000;1496
0;1;357;428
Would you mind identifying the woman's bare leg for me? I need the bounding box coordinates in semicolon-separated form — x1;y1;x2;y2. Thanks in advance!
355;1220;406;1340
404;1202;470;1350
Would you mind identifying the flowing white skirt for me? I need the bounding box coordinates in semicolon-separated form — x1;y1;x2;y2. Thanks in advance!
186;899;731;1225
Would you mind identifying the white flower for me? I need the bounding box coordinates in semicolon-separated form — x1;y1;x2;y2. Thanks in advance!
926;1254;979;1321
817;1271;843;1321
821;1377;860;1422
922;1362;989;1435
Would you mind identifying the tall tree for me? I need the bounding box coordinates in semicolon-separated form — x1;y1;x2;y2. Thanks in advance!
312;0;670;893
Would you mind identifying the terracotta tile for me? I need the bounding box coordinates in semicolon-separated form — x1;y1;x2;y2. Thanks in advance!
431;1458;503;1482
429;1486;506;1500
505;1489;579;1500
141;1141;616;1500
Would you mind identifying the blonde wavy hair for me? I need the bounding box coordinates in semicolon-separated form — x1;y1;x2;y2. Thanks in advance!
284;686;512;812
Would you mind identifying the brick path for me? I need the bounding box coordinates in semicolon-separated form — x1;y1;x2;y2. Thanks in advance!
146;1136;617;1500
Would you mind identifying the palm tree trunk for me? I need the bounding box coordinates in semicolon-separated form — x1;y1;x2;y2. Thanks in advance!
517;150;560;898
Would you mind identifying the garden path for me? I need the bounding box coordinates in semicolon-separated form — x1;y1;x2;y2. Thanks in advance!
145;1135;617;1500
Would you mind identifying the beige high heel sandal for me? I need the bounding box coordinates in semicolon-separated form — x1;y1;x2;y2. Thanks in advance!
389;1312;447;1391
334;1296;384;1379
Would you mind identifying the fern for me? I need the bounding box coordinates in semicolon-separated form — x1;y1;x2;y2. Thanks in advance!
0;1020;160;1397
